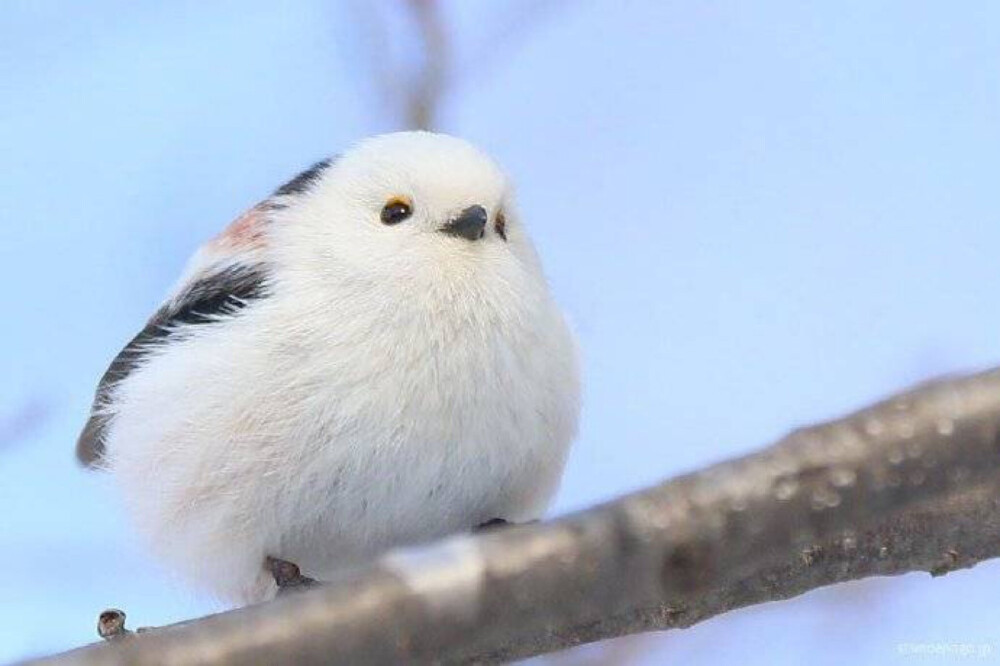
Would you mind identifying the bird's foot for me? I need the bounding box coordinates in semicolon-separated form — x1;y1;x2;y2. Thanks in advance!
266;556;318;595
97;609;132;641
474;518;510;532
95;609;153;640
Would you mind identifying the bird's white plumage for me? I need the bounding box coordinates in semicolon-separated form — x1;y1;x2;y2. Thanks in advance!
98;132;580;603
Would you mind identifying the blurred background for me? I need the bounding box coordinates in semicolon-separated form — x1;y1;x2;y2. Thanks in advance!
2;1;1000;663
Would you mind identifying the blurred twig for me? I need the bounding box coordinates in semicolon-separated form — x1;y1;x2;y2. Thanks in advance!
405;0;447;131
29;368;1000;665
350;0;570;131
0;396;51;451
351;0;449;131
451;0;573;89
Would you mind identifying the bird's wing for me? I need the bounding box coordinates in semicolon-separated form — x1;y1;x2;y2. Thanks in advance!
77;157;334;468
75;205;273;468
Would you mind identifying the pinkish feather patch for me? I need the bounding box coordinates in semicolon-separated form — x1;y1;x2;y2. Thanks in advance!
211;206;269;250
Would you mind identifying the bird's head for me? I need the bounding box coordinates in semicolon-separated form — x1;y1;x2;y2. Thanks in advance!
270;132;542;298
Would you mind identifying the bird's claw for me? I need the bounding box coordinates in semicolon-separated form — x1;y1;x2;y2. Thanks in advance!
97;609;131;641
266;556;318;594
474;518;510;532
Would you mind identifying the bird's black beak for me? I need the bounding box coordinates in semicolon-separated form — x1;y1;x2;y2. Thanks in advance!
440;205;488;241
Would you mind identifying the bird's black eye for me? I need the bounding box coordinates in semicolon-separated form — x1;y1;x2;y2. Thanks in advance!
381;197;413;225
495;210;508;241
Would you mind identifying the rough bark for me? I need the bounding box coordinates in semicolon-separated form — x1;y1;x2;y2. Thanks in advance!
24;368;1000;665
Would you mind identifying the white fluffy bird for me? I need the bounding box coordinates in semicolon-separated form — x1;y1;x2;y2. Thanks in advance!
78;131;580;604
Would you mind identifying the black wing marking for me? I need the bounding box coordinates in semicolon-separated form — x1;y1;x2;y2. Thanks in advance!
273;158;332;197
76;264;269;467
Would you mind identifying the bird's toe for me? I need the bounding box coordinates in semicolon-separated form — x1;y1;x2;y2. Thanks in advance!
265;556;318;594
474;518;510;532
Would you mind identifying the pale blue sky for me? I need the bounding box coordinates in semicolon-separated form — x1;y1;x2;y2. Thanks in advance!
2;1;1000;663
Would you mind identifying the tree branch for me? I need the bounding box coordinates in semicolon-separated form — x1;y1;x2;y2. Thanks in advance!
27;368;1000;665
